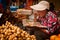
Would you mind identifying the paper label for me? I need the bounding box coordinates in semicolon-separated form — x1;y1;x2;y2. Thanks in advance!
0;13;3;18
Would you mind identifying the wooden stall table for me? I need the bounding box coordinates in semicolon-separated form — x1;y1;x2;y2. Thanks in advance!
24;26;47;35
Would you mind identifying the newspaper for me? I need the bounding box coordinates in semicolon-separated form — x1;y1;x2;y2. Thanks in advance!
22;19;47;28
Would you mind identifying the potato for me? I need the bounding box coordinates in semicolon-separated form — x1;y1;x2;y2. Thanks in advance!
0;21;36;40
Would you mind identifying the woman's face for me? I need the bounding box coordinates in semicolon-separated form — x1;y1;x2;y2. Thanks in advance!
37;10;47;17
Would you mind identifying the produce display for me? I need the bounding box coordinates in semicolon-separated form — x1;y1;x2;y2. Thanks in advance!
12;12;27;21
50;34;60;40
0;21;36;40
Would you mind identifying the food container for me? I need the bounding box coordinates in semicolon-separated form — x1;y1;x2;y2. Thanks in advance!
17;9;32;15
10;6;19;12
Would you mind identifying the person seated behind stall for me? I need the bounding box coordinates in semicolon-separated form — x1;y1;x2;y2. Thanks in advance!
30;1;60;40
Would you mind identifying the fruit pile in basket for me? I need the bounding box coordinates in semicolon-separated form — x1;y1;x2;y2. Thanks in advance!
0;21;36;40
50;34;60;40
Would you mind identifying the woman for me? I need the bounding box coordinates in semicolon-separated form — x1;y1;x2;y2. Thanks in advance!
30;1;60;40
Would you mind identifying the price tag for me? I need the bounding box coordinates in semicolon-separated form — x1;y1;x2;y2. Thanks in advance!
0;13;3;18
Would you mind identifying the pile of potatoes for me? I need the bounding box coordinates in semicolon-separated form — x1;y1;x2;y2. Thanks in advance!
0;21;36;40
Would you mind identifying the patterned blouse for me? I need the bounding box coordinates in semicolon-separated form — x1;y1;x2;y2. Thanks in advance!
37;11;59;34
